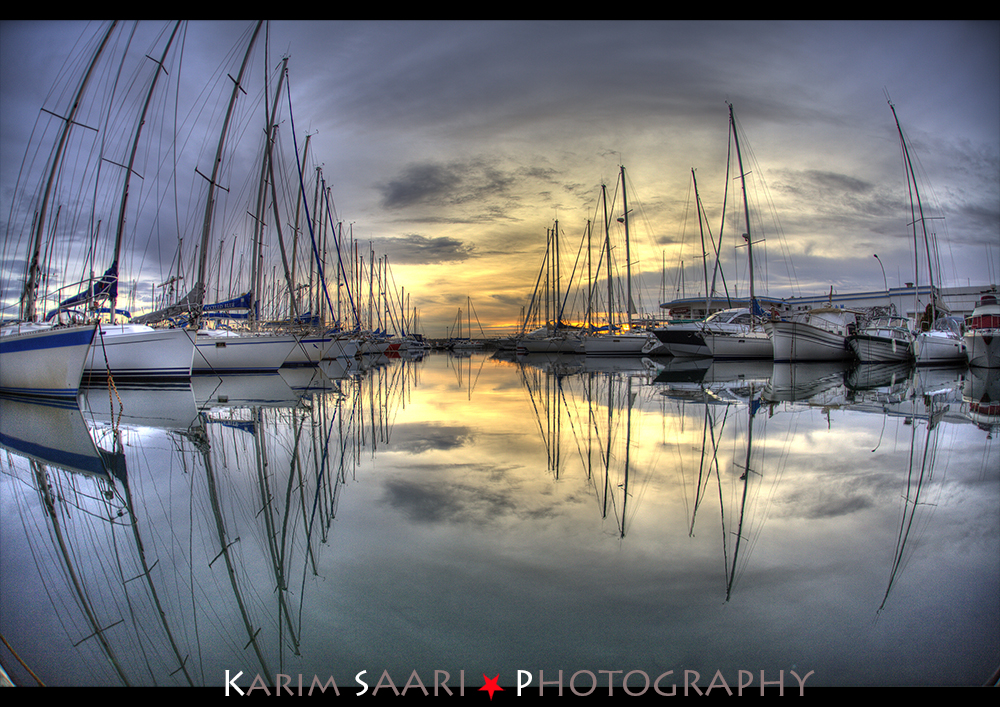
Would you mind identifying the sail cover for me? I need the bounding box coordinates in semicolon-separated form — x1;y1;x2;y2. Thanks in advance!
45;262;118;320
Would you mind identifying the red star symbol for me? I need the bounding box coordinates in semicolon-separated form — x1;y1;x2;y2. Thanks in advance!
480;674;503;700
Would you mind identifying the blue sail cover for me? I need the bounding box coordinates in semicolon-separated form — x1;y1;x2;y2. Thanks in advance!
195;291;255;321
45;262;118;320
203;291;252;312
292;311;320;326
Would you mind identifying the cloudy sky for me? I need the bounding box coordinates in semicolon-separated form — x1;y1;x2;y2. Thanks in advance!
2;20;997;336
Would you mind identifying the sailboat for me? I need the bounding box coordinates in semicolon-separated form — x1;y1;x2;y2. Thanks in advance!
881;101;967;367
0;23;126;397
518;220;584;354
913;314;967;365
77;23;194;382
131;22;296;373
0;323;97;398
269;161;362;366
5;24;197;387
850;100;943;366
849;312;913;363
651;168;733;358
582;166;663;357
582;329;661;356
449;297;485;350
653;308;755;358
700;104;772;360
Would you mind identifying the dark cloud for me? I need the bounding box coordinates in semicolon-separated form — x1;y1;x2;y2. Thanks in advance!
378;163;463;209
369;234;474;265
380;476;518;525
384;422;473;453
378;158;519;213
796;170;873;196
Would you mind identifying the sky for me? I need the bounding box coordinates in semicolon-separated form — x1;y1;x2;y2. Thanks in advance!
1;20;998;337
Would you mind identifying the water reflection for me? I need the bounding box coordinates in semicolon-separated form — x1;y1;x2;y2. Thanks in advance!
1;353;997;687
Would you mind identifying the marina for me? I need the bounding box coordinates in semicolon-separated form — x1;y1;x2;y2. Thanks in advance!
1;20;998;689
0;351;996;687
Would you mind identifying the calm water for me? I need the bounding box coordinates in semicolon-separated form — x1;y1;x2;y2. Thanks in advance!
1;351;997;690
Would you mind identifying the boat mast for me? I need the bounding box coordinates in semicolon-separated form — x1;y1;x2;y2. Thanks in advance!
729;103;756;313
620;165;633;329
692;168;711;318
288;134;310;321
586;219;593;331
21;21;120;322
603;183;613;330
191;20;264;330
888;98;938;322
544;228;555;336
109;21;182;324
262;58;304;328
250;52;289;331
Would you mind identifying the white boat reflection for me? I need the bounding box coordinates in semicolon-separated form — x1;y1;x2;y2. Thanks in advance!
1;351;996;687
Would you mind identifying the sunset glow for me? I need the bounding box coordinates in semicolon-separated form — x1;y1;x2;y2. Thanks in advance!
2;21;997;336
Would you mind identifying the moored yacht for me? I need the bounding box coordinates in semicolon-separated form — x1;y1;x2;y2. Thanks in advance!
914;316;968;366
192;330;298;374
701;327;773;359
517;325;585;354
765;307;859;362
848;314;914;363
582;329;663;356
695;106;773;362
84;323;195;383
283;332;358;366
1;323;98;398
652;308;757;358
283;332;334;366
964;293;1000;368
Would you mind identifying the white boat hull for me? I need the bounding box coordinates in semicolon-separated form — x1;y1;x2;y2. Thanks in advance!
965;330;1000;368
653;310;764;358
766;320;852;362
325;337;359;360
84;324;194;382
283;333;358;365
583;333;662;356
1;324;96;397
193;331;298;373
702;331;772;359
849;334;912;363
651;326;709;357
914;330;968;366
518;335;584;354
283;334;331;366
360;337;400;355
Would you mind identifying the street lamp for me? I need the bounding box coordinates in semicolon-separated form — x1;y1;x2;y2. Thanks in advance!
873;254;888;292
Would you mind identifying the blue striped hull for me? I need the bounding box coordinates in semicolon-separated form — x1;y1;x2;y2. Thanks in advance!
0;325;96;397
